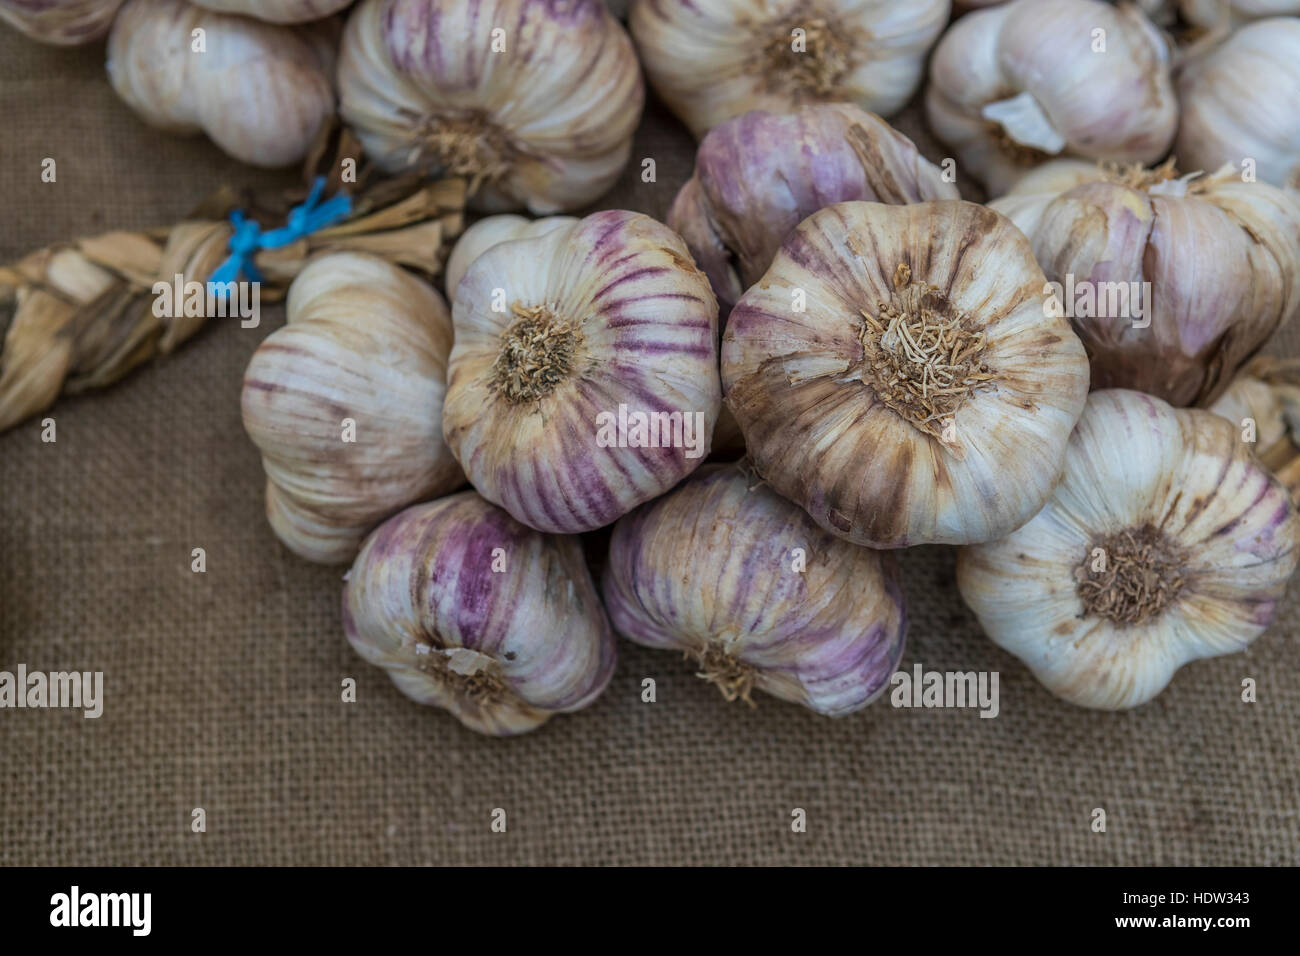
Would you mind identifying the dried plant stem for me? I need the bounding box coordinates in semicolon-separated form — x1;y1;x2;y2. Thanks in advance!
0;144;465;432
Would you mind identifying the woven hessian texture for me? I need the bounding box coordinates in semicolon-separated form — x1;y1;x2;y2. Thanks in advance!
2;27;1298;867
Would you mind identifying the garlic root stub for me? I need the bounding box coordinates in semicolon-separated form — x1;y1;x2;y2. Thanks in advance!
107;0;336;168
631;0;949;139
604;463;906;716
344;492;617;736
191;0;351;22
925;0;1177;195
958;389;1300;710
1177;17;1300;191
0;0;124;44
668;104;960;324
991;160;1300;407
241;253;464;564
722;199;1090;549
338;0;643;214
444;210;722;534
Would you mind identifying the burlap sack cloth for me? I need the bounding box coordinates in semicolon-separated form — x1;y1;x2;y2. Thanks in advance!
2;27;1298;867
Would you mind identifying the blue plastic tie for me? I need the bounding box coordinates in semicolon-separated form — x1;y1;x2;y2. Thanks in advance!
206;177;352;293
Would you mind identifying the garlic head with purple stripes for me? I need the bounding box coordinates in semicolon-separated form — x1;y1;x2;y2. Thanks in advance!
958;389;1300;709
344;492;616;735
443;210;722;533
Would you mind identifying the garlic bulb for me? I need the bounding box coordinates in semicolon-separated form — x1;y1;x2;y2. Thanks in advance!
604;463;906;715
0;0;123;44
1181;0;1300;28
630;0;949;139
337;0;642;214
443;210;721;534
926;0;1177;195
668;104;960;323
107;0;336;168
445;214;576;301
721;199;1090;549
958;389;1300;710
1211;357;1300;498
241;253;463;564
344;492;616;735
990;160;1300;406
1176;18;1300;191
190;0;350;22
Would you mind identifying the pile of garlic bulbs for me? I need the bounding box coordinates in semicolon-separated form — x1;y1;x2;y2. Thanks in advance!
10;0;1298;732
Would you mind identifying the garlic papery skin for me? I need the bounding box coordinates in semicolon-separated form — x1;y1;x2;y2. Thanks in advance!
0;0;123;44
444;214;577;301
1181;0;1300;29
337;0;643;214
1177;18;1300;191
925;0;1177;195
190;0;351;22
106;0;336;168
241;252;464;564
343;492;616;736
603;463;906;715
722;200;1090;549
958;389;1300;710
443;210;721;533
990;160;1300;407
667;104;960;324
630;0;949;139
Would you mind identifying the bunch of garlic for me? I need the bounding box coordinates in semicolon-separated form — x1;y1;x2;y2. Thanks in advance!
107;0;336;168
722;200;1090;549
191;0;350;21
669;104;959;322
344;492;616;735
1176;18;1300;191
604;463;906;715
337;0;642;213
0;0;123;44
926;0;1177;194
991;160;1300;406
444;214;576;301
443;210;722;533
241;253;463;564
630;0;949;139
958;389;1300;709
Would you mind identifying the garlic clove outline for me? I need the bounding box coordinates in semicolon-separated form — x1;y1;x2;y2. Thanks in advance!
344;491;617;736
444;214;577;303
0;0;124;44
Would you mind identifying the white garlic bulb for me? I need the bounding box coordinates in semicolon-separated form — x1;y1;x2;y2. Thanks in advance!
444;214;576;301
191;0;351;22
107;0;336;168
630;0;949;139
669;104;960;323
990;160;1300;406
926;0;1177;194
0;0;124;44
337;0;643;213
722;199;1090;549
443;210;722;534
958;389;1300;710
604;463;907;715
241;252;463;564
344;492;616;736
1177;18;1300;190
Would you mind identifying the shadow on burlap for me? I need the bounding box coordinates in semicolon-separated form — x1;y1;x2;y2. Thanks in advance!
1;29;1297;866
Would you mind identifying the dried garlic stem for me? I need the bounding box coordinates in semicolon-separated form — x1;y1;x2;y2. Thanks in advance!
1074;525;1188;626
762;14;856;99
415;111;515;196
692;645;758;708
858;262;995;439
415;644;510;708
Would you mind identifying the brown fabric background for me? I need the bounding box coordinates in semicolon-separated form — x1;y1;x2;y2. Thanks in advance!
2;23;1299;867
